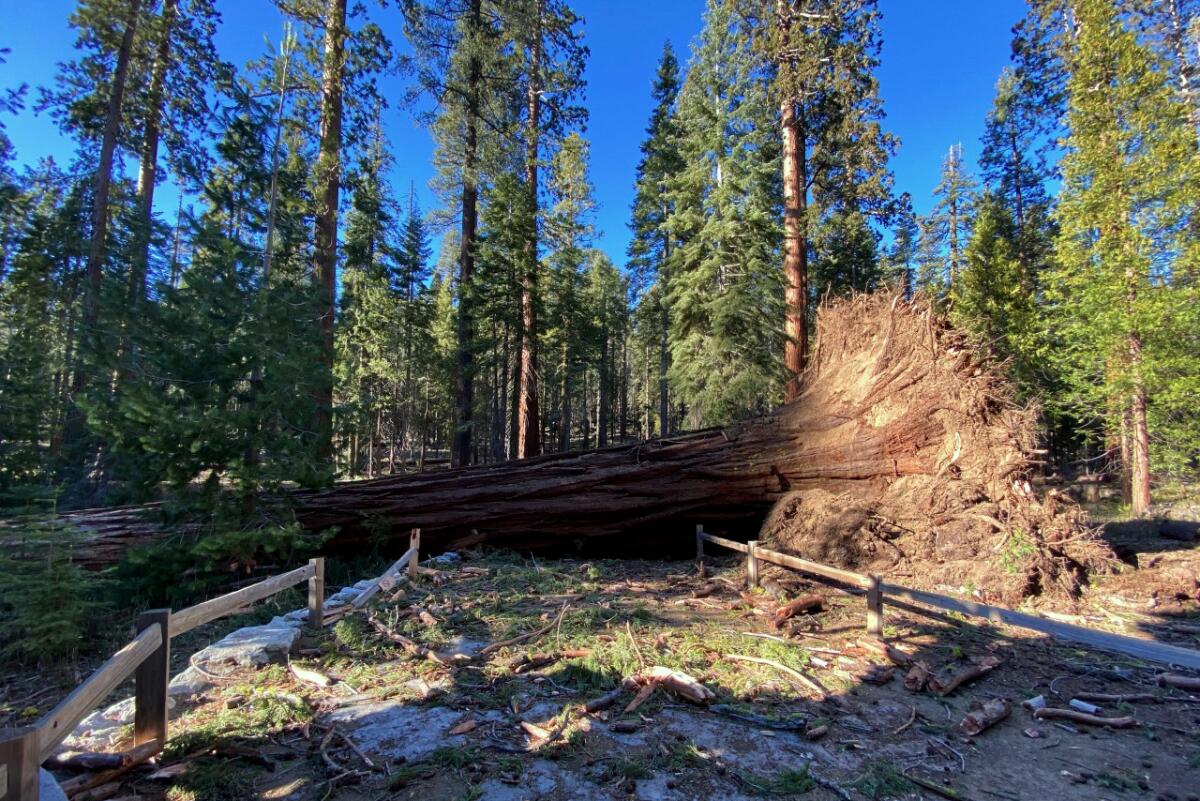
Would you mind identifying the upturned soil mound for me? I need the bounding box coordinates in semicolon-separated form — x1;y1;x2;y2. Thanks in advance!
758;293;1114;603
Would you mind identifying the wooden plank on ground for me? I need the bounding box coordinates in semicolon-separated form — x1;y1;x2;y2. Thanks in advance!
351;546;417;609
36;625;162;759
170;563;314;636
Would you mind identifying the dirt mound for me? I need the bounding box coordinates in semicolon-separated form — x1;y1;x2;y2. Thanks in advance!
759;293;1114;603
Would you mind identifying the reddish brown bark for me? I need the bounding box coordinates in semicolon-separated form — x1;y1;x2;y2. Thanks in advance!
312;0;348;464
516;0;543;459
42;295;1108;601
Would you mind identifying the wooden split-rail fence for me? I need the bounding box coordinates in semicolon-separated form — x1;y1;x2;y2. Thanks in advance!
0;531;422;801
695;525;1200;671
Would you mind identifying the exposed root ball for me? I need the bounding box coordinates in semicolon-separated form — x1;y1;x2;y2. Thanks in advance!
759;293;1114;603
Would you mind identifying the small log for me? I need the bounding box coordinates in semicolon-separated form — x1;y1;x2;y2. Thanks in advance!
519;720;552;741
1156;673;1200;691
1032;708;1137;728
1072;692;1159;704
640;666;716;705
771;594;824;629
57;739;161;796
959;698;1011;736
43;750;128;771
928;657;1001;696
857;637;914;667
584;681;635;713
70;781;123;801
904;661;932;692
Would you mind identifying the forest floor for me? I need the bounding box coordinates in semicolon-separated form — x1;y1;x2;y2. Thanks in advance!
14;512;1199;801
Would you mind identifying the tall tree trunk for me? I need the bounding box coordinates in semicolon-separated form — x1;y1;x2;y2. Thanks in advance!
312;0;348;465
598;321;609;447
517;2;544;459
658;218;670;436
509;322;521;459
125;0;178;341
64;0;142;449
453;0;483;468
619;331;628;441
559;339;571;451
782;95;807;402
1128;341;1151;517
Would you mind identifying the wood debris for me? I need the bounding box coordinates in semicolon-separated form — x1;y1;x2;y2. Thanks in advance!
959;697;1011;736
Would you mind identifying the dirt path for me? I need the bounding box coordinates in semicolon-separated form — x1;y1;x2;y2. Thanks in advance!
40;550;1196;801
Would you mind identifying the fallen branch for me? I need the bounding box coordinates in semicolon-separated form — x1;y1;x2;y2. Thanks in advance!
1032;708;1137;728
480;603;569;657
367;614;464;665
59;740;161;797
725;653;829;700
1156;673;1200;691
1071;692;1159;704
928;657;1001;696
771;594;824;629
509;648;590;674
585;681;636;713
44;751;128;772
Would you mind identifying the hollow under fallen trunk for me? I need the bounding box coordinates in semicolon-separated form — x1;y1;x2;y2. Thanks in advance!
37;293;1112;601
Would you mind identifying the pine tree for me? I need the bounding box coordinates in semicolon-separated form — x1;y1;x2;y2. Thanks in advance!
1048;0;1200;515
980;67;1055;286
510;0;587;459
742;0;898;400
927;143;979;290
404;0;514;467
543;132;594;450
666;0;784;427
628;42;683;438
950;192;1041;395
46;0;148;455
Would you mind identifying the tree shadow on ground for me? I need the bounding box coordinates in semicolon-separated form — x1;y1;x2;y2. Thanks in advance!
51;549;1200;801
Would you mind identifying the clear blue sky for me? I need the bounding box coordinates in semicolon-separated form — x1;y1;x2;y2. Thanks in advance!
0;0;1028;264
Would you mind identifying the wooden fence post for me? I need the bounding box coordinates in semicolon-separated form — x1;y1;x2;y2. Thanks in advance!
866;574;883;636
408;529;420;576
308;557;325;628
695;525;704;564
134;609;170;751
0;726;39;801
746;540;760;588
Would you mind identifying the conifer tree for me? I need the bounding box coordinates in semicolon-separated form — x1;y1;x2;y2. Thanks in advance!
742;0;897;400
1049;0;1200;515
509;0;587;459
927;143;978;289
628;42;683;437
950;192;1041;395
666;0;784;427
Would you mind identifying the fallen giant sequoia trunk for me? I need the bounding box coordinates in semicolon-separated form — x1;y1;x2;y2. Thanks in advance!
49;294;1111;600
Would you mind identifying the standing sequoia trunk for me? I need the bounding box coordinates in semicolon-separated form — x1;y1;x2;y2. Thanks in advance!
312;0;348;465
516;0;543;459
48;294;1109;601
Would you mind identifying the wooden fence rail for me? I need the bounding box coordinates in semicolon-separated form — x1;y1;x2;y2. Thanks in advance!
696;525;1200;670
0;556;330;801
